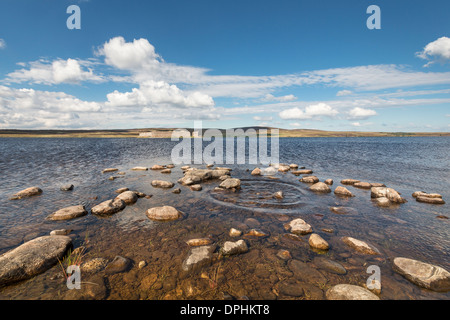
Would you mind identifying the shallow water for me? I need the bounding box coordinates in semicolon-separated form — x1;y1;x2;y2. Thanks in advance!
0;137;449;300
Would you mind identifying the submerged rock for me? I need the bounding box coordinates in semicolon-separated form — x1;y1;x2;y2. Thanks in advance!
9;187;42;200
0;236;72;287
47;205;88;221
309;182;331;193
309;234;329;250
334;186;354;197
342;236;380;255
146;206;183;221
182;245;216;273
313;257;347;275
285;218;313;235
81;258;109;273
392;257;450;292
299;176;319;183
229;228;242;237
371;187;406;204
244;229;269;237
190;184;202;191
186;238;213;247
220;240;248;256
288;260;327;284
276;249;292;261
326;284;379;300
172;188;181;194
91;199;126;216
151;180;174;188
115;191;138;205
115;187;129;194
50;229;72;236
330;206;358;215
105;256;131;275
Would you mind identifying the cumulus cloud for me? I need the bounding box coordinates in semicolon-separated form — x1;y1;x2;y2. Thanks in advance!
253;115;273;121
348;107;377;119
5;58;104;85
416;37;450;66
279;103;338;120
0;39;5;49
106;80;214;109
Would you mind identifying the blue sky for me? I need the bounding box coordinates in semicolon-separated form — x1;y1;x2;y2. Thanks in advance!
0;0;449;131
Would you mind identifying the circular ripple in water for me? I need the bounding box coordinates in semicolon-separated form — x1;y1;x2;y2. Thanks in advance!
208;178;308;213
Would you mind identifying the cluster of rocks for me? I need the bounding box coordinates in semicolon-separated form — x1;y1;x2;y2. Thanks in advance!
412;191;445;205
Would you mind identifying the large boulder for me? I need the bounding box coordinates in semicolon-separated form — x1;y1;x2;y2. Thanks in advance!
392;257;450;292
371;187;406;204
9;187;42;200
46;205;88;221
0;236;72;287
146;206;183;221
326;284;380;300
91;199;126;216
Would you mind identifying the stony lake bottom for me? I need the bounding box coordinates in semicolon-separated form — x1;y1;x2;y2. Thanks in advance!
0;137;449;300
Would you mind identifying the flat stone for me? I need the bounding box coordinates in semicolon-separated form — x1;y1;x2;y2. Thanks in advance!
186;238;213;247
190;184;202;191
105;256;131;275
288;260;327;285
416;196;445;204
219;178;241;189
115;187;129;194
309;182;331;193
9;187;42;200
299;175;319;183
353;182;372;189
289;164;299;169
47;205;88;221
172;188;181;194
146;206;183;221
161;169;172;174
182;245;216;273
276;249;292;260
151;165;165;170
334;186;354;197
342;236;380;255
309;233;329;250
91;199;125;216
151;180;174;188
60;184;74;191
0;236;72;287
102;168;118;173
340;179;360;185
115;191;138;205
50;229;72;236
313;257;347;275
278;165;291;172
412;191;442;199
330;206;358;215
131;167;148;171
326;284;380;300
81;258;108;273
292;169;313;175
279;282;304;297
392;257;450;292
221;240;248;256
286;218;313;235
244;229;269;237
375;197;391;207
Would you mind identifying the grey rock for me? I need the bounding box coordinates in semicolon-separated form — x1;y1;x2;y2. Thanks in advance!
181;245;216;273
309;182;331;193
60;184;74;191
46;205;88;221
0;236;72;287
91;199;125;216
146;206;183;221
115;191;138;205
219;178;241;190
326;284;380;300
220;240;248;256
313;257;347;275
105;256;131;275
151;180;174;188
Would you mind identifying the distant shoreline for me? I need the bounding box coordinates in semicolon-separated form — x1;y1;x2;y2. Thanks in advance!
0;128;449;138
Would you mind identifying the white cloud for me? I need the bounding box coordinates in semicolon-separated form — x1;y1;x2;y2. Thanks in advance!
336;90;353;96
0;39;6;49
279;103;338;120
106;80;214;108
263;93;296;102
253;115;273;121
416;37;450;66
351;122;362;127
348;107;377;120
5;58;104;85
